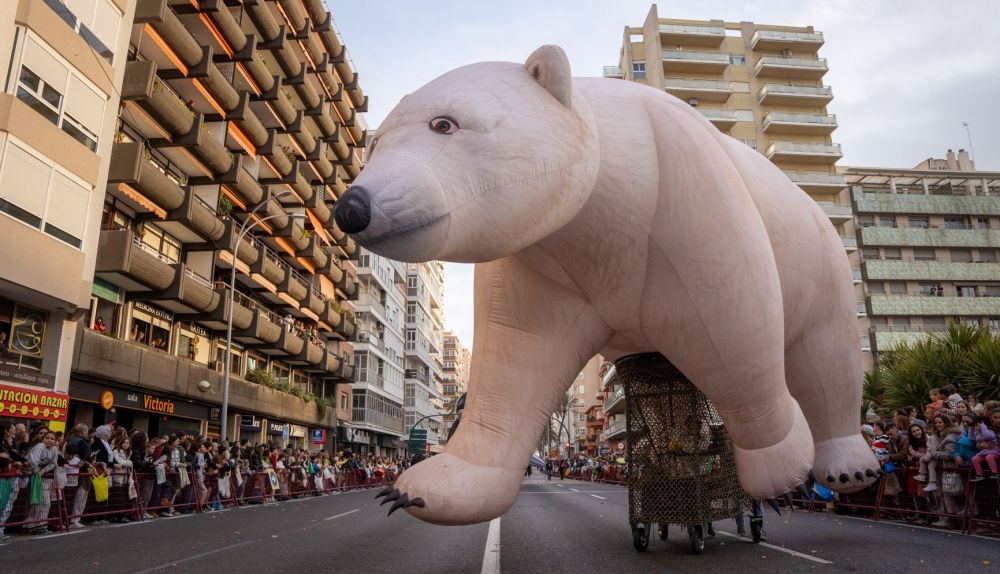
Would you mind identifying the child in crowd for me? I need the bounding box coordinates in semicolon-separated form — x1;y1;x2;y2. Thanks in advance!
925;389;945;419
969;413;999;482
943;384;963;409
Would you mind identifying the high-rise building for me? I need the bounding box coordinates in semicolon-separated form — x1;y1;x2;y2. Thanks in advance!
404;262;446;450
566;355;604;455
0;0;136;429
351;249;407;456
609;4;865;364
440;329;470;435
846;150;1000;363
43;0;366;448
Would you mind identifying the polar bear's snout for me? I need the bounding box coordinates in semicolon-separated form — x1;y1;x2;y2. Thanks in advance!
333;186;372;233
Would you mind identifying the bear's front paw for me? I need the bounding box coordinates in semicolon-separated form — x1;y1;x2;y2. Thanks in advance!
814;435;880;493
732;401;814;498
383;453;523;525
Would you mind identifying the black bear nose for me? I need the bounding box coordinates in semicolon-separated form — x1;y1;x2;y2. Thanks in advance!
334;186;371;233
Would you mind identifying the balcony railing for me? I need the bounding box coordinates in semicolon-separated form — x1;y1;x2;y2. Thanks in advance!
783;171;846;186
602;66;623;78
659;23;725;37
662;50;729;64
758;84;833;101
756;56;828;69
764;112;837;126
698;108;739;121
751;29;824;46
602;418;626;440
603;386;625;413
601;364;617;388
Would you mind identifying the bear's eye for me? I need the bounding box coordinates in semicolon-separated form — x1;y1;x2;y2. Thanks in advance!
429;116;459;134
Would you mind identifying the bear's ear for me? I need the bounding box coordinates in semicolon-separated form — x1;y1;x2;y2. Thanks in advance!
524;45;572;108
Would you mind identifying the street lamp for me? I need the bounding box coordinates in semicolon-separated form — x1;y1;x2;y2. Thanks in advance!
221;195;306;441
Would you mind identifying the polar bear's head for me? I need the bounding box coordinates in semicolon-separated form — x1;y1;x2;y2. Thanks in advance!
334;45;600;263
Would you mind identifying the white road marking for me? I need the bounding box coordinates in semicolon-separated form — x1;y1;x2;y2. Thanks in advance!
324;509;360;521
715;531;833;564
555;484;563;487
569;488;580;492
481;517;501;574
131;540;255;574
590;494;607;500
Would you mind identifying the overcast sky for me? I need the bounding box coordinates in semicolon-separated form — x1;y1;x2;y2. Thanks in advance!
331;1;1000;350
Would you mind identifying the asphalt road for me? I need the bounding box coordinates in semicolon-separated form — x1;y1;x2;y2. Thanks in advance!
1;475;996;573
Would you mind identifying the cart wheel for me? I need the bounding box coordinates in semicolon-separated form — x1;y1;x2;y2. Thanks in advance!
632;522;650;552
750;518;763;544
658;523;668;540
687;524;706;555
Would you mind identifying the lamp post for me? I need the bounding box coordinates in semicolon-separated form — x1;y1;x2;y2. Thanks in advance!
221;198;305;442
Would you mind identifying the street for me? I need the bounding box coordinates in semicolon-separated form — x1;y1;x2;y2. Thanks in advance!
1;475;996;573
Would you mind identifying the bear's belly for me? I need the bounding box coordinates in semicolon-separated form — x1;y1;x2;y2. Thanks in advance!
601;330;655;361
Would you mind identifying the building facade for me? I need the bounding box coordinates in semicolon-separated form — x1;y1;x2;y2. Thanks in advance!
8;0;370;450
404;262;446;450
440;329;470;436
0;0;137;432
599;360;626;456
609;4;868;366
566;355;604;455
350;249;406;456
847;150;1000;363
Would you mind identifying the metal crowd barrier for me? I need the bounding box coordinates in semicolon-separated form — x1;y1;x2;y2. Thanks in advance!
0;470;67;533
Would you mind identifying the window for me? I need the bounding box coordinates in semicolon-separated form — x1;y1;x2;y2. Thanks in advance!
944;217;967;230
16;36;107;152
139;224;181;263
738;138;757;150
985;286;1000;297
883;248;902;260
888;281;907;295
728;54;746;65
0;138;91;247
990;318;1000;331
867;282;885;294
632;62;646;80
978;250;997;262
878;216;897;228
919;283;939;296
340;392;349;411
957;285;978;298
862;248;880;260
42;0;120;64
914;248;936;261
578;384;585;394
950;249;972;263
976;217;991;229
908;217;929;229
858;216;875;228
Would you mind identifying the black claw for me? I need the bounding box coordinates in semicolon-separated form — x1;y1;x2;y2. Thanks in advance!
405;497;425;508
865;469;878;478
796;484;811;499
388;493;409;516
375;485;394;499
826;475;835;483
839;473;850;484
379;489;401;507
767;498;782;515
854;471;864;481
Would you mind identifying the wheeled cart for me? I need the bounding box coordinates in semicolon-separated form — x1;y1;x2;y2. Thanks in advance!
616;353;761;554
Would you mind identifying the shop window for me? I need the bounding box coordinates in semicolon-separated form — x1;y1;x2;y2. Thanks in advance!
0;299;48;370
271;361;289;383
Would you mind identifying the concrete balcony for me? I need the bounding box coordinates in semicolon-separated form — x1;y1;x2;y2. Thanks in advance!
784;171;846;195
603;386;625;415
95;229;177;292
164;190;226;242
758;83;833;106
602;66;623;79
842;236;858;251
765;141;842;165
137;264;221;314
121;61;195;139
208;219;259;267
319;300;343;331
304;285;327;317
602;364;618;388
336;273;358;299
863;259;1000;282
698;108;739;131
149;113;233;176
275;328;305;356
659;23;725;47
234;308;282;345
868;294;1000;316
73;328;336;428
277;271;309;303
664;78;733;102
250;244;288;287
292;338;325;366
199;287;254;331
762;112;837;135
322;350;342;374
754;56;828;80
295;236;329;270
750;29;824;51
602;418;626;441
860;226;1000;249
817;202;853;225
107;142;185;212
216;157;264;207
661;50;729;73
336;360;354;380
851;187;1000;217
870;326;955;352
134;0;204;72
336;313;356;339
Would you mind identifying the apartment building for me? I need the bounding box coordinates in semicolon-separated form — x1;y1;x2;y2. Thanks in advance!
599;360;626;455
49;0;365;449
350;249;406;456
404;262;446;451
440;330;470;436
848;149;1000;363
0;0;136;432
608;4;867;364
565;355;604;455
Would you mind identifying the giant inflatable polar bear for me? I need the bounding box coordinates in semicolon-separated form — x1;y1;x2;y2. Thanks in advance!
333;45;880;525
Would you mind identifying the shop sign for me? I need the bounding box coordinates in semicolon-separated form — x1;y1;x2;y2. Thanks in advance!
134;301;173;322
0;383;68;422
0;364;55;388
188;322;209;338
310;429;326;444
10;304;47;358
69;381;206;420
289;424;307;438
208;407;221;423
267;421;287;436
240;415;261;430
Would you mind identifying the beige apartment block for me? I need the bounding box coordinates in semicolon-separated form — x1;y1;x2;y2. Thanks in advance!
608;4;868;365
847;149;1000;365
440;330;470;432
0;0;135;415
565;355;603;455
26;0;367;447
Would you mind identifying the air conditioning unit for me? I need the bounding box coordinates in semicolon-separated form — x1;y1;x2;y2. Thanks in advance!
781;49;793;57
687;97;699;107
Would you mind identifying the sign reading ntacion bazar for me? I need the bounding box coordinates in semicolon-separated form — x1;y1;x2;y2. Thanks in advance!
0;383;69;422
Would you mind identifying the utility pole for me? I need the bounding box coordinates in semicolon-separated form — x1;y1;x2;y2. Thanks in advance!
963;121;976;162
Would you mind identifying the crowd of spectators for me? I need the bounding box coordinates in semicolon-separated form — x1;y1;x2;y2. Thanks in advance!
0;419;409;540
